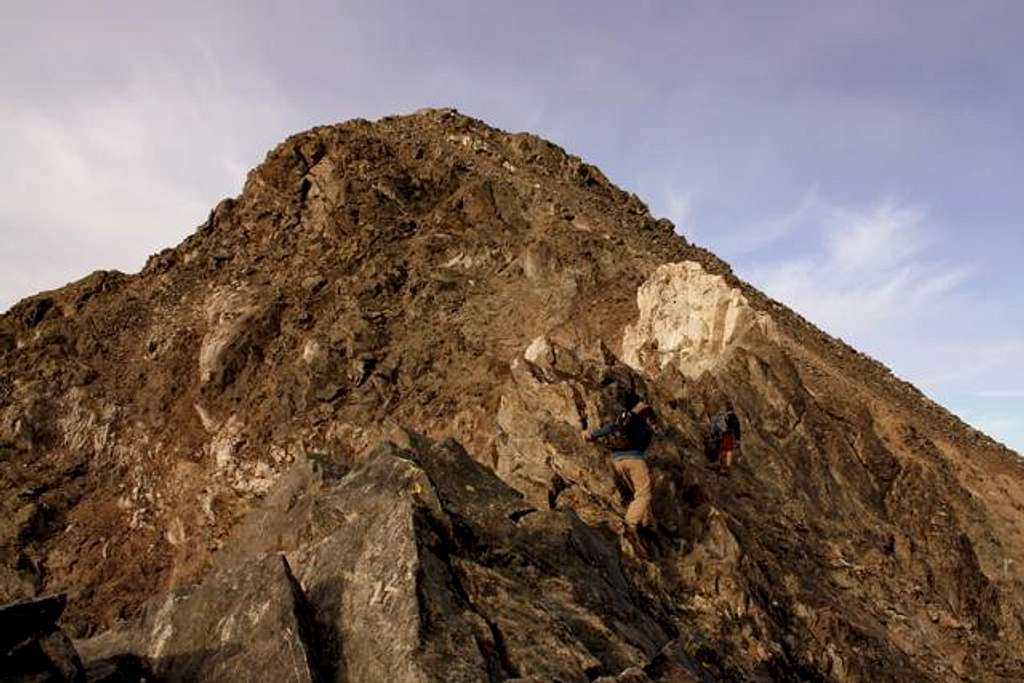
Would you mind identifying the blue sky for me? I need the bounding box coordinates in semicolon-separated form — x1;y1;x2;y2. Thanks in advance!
2;1;1021;452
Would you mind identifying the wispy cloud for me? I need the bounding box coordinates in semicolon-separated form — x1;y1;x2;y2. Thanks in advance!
660;187;697;238
828;202;927;272
744;198;970;335
0;51;297;310
976;391;1024;399
733;188;821;253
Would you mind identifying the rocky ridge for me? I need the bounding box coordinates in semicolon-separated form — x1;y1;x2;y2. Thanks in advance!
2;108;1023;681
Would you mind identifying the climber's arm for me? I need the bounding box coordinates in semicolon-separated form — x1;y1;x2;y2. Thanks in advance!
586;422;616;441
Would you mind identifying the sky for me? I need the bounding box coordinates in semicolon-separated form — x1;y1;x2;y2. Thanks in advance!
2;1;1021;452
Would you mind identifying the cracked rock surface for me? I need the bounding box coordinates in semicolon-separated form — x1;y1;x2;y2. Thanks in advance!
77;435;692;682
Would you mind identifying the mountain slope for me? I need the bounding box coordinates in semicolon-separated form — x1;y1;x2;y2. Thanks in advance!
1;108;1022;681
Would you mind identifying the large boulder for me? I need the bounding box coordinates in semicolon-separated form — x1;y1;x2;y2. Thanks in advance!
77;555;318;683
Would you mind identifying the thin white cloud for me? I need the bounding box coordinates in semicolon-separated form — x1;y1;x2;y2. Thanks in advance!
733;188;821;252
740;198;1021;448
0;52;297;310
827;202;927;272
745;199;970;336
662;188;697;238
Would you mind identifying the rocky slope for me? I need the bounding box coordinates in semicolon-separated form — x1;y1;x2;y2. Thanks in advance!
1;108;1023;681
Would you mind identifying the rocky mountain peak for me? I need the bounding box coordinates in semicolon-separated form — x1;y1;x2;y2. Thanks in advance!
2;109;1023;681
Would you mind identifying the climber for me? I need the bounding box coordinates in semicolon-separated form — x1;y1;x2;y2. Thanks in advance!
582;391;658;555
709;400;742;476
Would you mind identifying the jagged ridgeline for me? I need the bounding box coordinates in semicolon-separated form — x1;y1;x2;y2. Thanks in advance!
1;109;1022;681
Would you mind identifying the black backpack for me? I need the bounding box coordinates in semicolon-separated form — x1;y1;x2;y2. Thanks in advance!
710;410;741;442
613;410;653;452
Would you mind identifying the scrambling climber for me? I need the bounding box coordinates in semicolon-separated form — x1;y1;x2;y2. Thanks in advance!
582;391;658;552
710;400;741;476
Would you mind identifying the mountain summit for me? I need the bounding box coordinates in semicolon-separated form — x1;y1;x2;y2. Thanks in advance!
2;109;1022;681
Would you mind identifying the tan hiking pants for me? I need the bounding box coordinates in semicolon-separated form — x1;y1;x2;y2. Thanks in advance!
613;458;653;528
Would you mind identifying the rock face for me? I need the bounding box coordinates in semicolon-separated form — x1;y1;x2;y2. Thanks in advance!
78;435;699;682
79;554;317;683
2;108;1024;681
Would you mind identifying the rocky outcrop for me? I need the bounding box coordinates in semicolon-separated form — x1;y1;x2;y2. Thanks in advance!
494;323;1024;680
76;435;706;682
623;261;776;378
78;555;317;683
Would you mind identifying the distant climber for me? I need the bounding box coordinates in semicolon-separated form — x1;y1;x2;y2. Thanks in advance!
582;391;658;554
709;400;741;476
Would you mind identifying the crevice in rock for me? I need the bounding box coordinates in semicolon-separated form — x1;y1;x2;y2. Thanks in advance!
402;463;520;681
483;617;520;680
508;508;538;523
568;383;589;430
280;554;341;683
416;527;519;681
547;474;569;510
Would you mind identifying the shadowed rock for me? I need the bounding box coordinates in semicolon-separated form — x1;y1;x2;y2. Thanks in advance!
77;434;698;681
1;593;84;682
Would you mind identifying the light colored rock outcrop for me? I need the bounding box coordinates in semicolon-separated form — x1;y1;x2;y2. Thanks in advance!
496;337;626;524
198;286;265;387
623;261;774;378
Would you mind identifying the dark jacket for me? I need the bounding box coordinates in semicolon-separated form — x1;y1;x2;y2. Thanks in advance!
590;409;655;459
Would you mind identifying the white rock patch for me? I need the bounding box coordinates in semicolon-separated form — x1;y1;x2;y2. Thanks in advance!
197;285;262;385
623;261;773;378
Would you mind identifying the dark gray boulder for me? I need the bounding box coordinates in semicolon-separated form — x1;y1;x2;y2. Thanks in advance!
77;555;317;683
